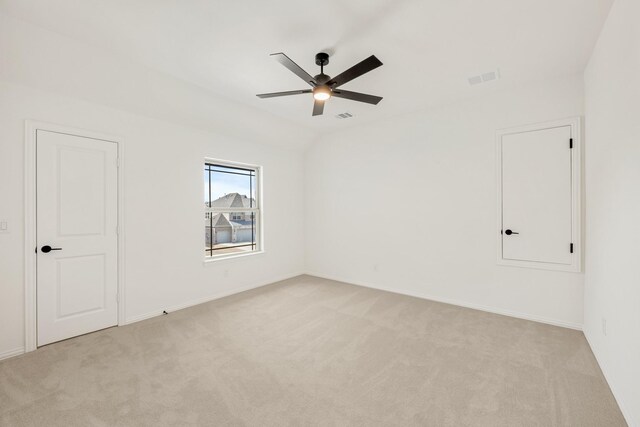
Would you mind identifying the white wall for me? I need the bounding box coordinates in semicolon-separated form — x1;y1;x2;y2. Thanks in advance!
0;13;313;152
584;0;640;424
0;15;310;358
306;75;585;328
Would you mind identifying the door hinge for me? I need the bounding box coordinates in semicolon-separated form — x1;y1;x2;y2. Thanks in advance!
116;225;119;235
116;293;119;303
570;243;574;253
116;157;120;167
569;138;573;149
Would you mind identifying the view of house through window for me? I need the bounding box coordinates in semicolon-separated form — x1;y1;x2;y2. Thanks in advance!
204;162;260;258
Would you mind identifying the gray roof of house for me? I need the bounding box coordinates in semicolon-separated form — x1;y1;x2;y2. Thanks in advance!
208;213;253;229
230;220;254;227
209;213;232;228
211;193;255;209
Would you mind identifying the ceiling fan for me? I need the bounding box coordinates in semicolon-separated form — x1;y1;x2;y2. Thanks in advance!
257;52;383;116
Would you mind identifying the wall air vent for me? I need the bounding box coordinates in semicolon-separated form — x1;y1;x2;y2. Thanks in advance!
468;69;501;86
335;112;353;119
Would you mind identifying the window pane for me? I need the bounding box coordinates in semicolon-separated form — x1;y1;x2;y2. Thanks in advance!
207;211;257;255
205;212;213;256
204;168;211;207
250;173;256;207
205;164;255;206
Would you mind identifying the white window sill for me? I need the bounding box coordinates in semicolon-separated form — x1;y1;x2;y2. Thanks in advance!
203;250;265;264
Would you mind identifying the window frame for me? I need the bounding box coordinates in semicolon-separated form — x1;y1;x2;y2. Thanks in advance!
204;158;263;262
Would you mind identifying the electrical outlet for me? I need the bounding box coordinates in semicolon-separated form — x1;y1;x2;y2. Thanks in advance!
0;221;7;233
602;318;607;336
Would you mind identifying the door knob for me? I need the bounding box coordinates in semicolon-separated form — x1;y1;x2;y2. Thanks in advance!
41;245;62;253
504;229;519;236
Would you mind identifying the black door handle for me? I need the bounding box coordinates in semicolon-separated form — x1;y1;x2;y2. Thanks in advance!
504;229;519;236
41;245;62;253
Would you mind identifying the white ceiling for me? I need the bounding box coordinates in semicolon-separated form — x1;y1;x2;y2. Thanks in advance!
0;0;613;132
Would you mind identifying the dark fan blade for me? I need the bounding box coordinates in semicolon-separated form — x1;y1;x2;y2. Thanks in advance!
312;99;325;116
327;55;383;88
257;89;312;99
332;89;383;105
271;53;317;87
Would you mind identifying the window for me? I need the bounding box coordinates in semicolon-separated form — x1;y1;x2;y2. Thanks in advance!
204;161;261;259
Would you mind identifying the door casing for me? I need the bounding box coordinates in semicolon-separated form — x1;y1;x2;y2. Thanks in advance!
24;121;126;352
496;117;582;272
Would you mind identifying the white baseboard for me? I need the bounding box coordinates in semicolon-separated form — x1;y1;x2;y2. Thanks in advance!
584;330;636;427
0;347;25;362
305;271;583;331
125;271;305;325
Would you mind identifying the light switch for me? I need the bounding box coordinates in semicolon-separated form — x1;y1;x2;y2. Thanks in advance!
0;221;8;232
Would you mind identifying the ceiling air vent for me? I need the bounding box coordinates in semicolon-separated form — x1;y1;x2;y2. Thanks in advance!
468;69;500;86
335;112;353;119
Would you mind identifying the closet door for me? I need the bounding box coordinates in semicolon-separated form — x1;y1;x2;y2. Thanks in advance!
497;119;580;271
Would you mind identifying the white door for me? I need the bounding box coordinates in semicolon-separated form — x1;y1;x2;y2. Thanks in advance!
501;126;573;265
37;130;118;346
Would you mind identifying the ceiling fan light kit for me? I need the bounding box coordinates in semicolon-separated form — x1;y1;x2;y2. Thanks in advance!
257;52;383;116
313;86;331;101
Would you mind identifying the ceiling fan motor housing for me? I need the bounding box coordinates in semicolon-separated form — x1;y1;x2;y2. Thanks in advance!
315;52;329;66
313;74;331;85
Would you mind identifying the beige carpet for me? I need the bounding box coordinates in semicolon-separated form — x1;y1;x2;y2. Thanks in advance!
0;275;626;426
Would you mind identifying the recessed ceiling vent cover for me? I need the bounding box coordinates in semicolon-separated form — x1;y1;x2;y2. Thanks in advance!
335;112;353;119
468;69;501;86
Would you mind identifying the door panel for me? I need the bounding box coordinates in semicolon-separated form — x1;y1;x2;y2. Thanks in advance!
37;130;118;346
501;126;572;265
58;147;106;236
56;255;106;319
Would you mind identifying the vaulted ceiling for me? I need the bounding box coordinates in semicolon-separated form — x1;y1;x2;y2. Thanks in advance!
0;0;613;131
